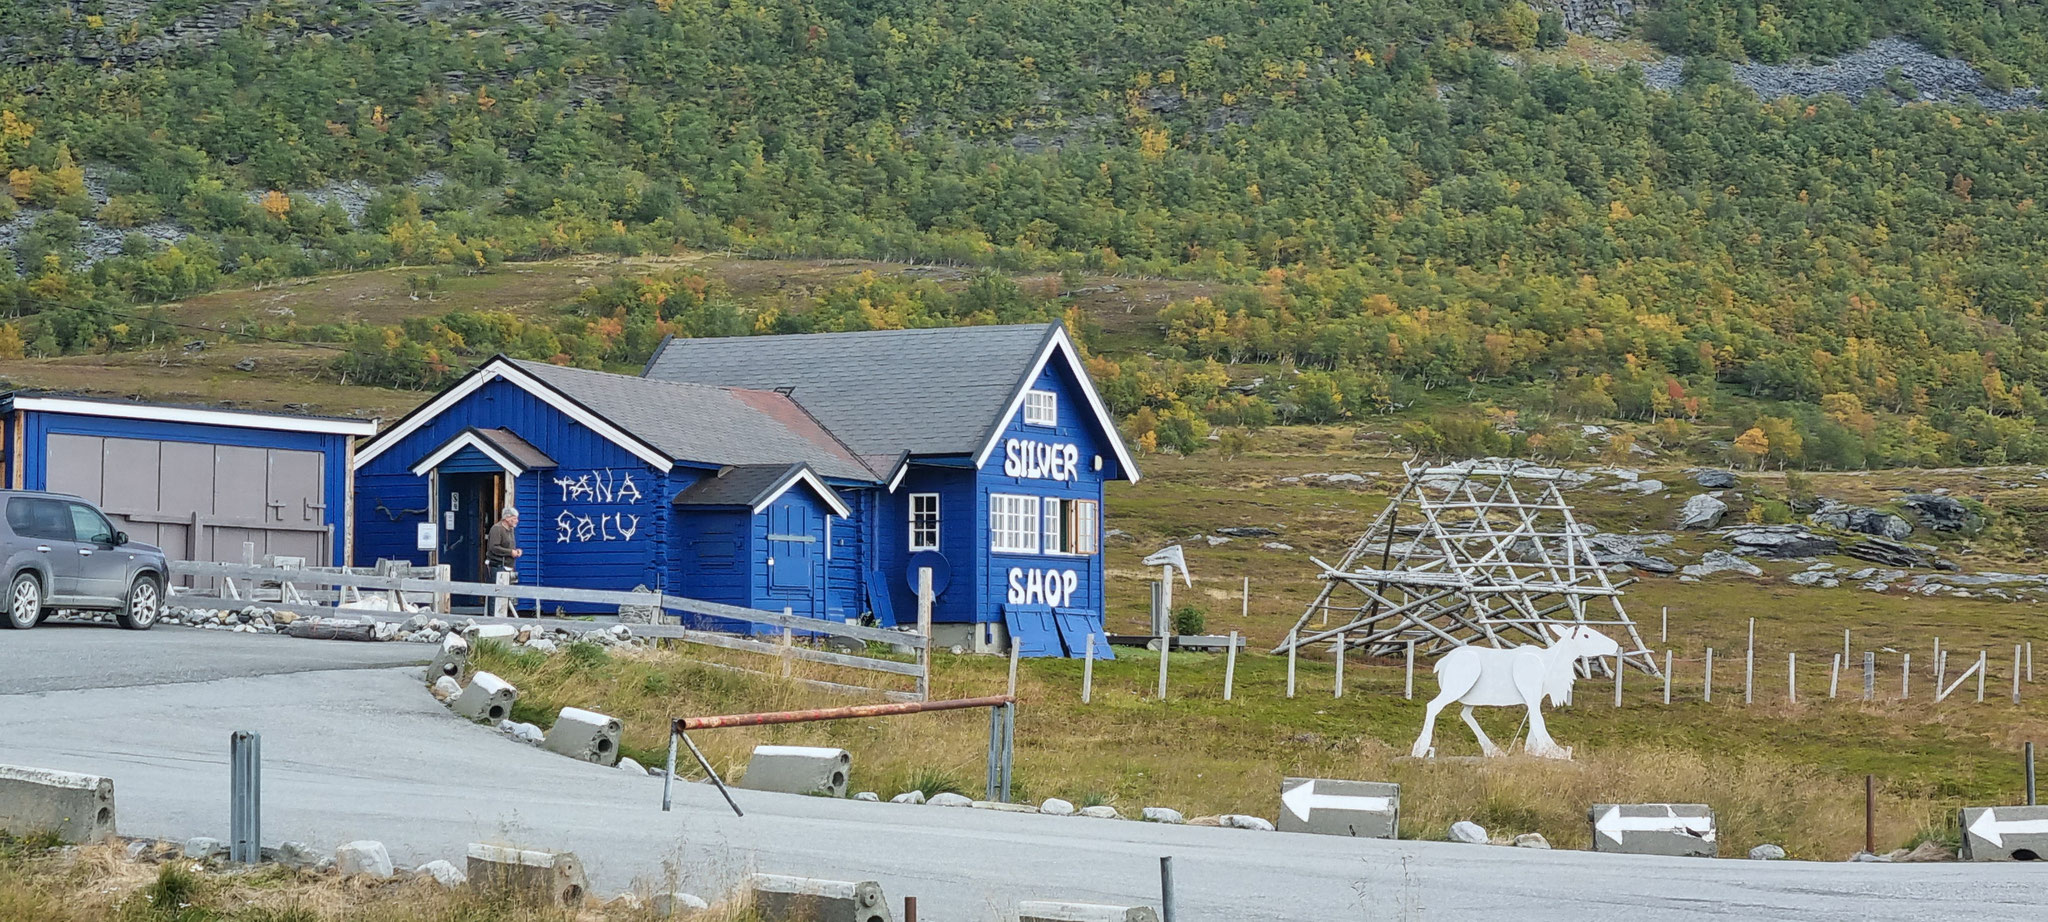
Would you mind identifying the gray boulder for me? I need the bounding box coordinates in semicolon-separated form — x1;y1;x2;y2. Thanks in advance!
853;791;880;802
616;585;659;624
1676;494;1728;530
1142;807;1186;824
1750;844;1787;860
1448;821;1489;844
1215;526;1280;538
929;792;973;807
1725;526;1838;559
417;859;467;887
1901;494;1975;531
182;837;225;861
891;790;927;805
1219;814;1274;831
335;841;394;878
1080;805;1121;819
1514;833;1551;849
1039;798;1076;816
1681;551;1763;579
1808;501;1912;539
1695;470;1739;488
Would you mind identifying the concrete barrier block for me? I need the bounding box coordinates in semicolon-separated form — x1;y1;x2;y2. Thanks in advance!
0;764;116;843
466;843;589;907
1589;804;1717;858
1277;778;1399;839
747;873;892;922
428;636;468;681
451;672;518;723
542;707;622;766
1960;806;2048;860
738;746;850;798
1017;901;1161;922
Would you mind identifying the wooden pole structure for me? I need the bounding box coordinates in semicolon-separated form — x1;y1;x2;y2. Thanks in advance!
1745;618;1755;705
1081;633;1094;704
1286;630;1298;698
1663;650;1672;705
1223;632;1239;702
916;569;934;701
1704;647;1714;703
1333;634;1345;699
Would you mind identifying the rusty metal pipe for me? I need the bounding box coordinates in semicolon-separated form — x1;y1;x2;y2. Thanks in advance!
673;695;1015;733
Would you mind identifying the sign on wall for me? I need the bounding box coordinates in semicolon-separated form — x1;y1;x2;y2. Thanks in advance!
415;522;437;551
1002;439;1080;482
1008;567;1079;607
551;469;644;544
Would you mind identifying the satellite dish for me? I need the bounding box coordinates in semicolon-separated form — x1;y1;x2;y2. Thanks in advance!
906;550;952;595
1142;545;1192;586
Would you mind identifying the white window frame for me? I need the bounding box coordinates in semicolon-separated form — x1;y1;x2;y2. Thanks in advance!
1023;389;1059;427
990;493;1041;554
1043;498;1067;555
1073;499;1100;555
1041;497;1101;556
908;493;941;552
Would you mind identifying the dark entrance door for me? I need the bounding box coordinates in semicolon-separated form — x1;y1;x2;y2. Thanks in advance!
438;472;502;607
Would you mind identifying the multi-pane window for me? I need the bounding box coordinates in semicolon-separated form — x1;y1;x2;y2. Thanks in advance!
1024;389;1058;427
909;493;940;551
1040;498;1101;555
989;493;1041;553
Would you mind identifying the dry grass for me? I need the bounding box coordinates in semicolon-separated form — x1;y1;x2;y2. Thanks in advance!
0;838;760;922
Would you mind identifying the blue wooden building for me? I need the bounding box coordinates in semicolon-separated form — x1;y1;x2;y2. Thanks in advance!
0;393;375;566
352;322;1137;655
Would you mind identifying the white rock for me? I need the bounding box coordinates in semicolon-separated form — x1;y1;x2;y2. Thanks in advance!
496;720;544;744
335;841;394;878
1142;807;1186;824
928;792;973;807
1514;833;1550;849
1219;814;1274;831
652;891;710;915
526;638;558;654
431;676;462;700
372;621;400;641
618;757;646;775
1750;844;1787;860
1079;805;1121;819
275;841;321;868
1039;798;1076;816
1449;821;1489;844
853;792;880;802
416;859;466;887
891;791;927;805
1262;542;1295;550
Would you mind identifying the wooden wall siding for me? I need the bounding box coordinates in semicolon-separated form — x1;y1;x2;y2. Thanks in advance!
825;487;868;622
973;357;1114;625
878;463;979;624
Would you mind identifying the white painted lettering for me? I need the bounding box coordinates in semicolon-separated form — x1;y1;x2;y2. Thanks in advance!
1008;569;1026;604
1001;439;1080;482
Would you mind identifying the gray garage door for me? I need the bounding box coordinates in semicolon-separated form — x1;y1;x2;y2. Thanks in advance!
45;434;330;565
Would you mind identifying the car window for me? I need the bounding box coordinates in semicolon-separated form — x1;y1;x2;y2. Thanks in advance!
7;497;69;540
66;503;115;545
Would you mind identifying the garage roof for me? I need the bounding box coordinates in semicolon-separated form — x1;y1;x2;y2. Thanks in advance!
0;392;379;436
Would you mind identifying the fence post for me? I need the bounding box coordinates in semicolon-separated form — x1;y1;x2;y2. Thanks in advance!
661;731;678;812
2027;742;2037;807
1745;618;1755;705
1405;640;1416;701
1007;641;1021;699
229;731;260;864
1829;654;1840;699
1864;651;1875;701
916;568;934;701
1704;647;1714;703
1662;650;1672;705
1661;606;1667;644
2016;645;2024;705
1787;652;1796;703
1935;638;1944;689
1286;631;1298;699
1843;628;1851;666
1224;632;1239;702
1242;577;1249;620
1613;649;1623;707
1333;634;1345;699
1081;633;1095;704
1157;635;1170;700
781;620;794;678
1901;653;1910;699
1978;651;1987;703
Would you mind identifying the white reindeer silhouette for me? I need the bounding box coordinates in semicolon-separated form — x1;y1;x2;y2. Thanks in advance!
1410;624;1620;760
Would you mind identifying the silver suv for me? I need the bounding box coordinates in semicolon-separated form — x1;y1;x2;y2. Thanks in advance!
0;491;169;630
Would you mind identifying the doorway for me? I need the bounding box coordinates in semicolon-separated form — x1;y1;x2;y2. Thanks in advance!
438;471;504;606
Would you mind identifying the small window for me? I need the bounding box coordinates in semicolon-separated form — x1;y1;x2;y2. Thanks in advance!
909;493;940;551
1023;389;1058;427
7;497;68;541
989;493;1041;554
67;503;115;545
1042;498;1100;555
1043;499;1065;553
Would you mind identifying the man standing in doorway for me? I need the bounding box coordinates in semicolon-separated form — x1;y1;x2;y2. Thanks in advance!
486;507;525;618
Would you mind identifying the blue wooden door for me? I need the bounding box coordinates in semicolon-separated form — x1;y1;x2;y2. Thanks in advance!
765;501;819;617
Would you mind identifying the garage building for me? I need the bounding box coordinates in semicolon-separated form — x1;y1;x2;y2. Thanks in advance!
0;393;377;566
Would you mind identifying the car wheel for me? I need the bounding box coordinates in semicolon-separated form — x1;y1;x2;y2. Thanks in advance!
118;575;162;631
5;572;43;630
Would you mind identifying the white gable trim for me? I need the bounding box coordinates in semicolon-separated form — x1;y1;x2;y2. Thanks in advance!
8;395;377;436
354;359;674;472
884;456;911;493
971;326;1141;483
754;466;853;518
410;430;524;477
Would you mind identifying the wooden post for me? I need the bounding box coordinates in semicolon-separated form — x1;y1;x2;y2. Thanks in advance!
1660;606;1667;644
1864;651;1875;701
1843;628;1851;666
781;621;794;678
1704;647;1714;703
916;568;934;701
1745;618;1755;705
1333;634;1345;699
1934;637;1943;688
1978;650;1987;703
2015;645;2024;705
1241;577;1249;620
1007;641;1021;698
1902;653;1911;699
1613;649;1623;707
1864;774;1876;857
1286;631;1297;699
1223;632;1239;702
1662;650;1672;705
1829;654;1840;699
1787;652;1796;703
2028;641;2034;682
1157;634;1170;700
1081;633;1095;704
1404;640;1415;700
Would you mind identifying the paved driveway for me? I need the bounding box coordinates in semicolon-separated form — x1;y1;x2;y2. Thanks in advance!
0;626;2038;920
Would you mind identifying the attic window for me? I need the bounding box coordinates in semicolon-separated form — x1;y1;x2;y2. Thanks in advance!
1024;390;1058;427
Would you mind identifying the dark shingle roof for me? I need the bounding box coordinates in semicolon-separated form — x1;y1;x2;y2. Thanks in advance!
672;463;844;513
510;361;877;482
472;428;556;469
641;324;1060;458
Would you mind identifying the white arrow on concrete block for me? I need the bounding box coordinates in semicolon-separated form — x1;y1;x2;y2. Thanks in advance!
1282;780;1392;822
1594;806;1714;845
1968;808;2048;848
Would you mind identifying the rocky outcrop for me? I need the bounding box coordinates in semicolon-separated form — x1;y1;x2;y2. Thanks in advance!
1724;525;1838;559
1900;494;1976;532
1693;470;1739;489
1640;37;2042;112
1680;551;1761;579
1675;494;1727;530
1808;501;1911;540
